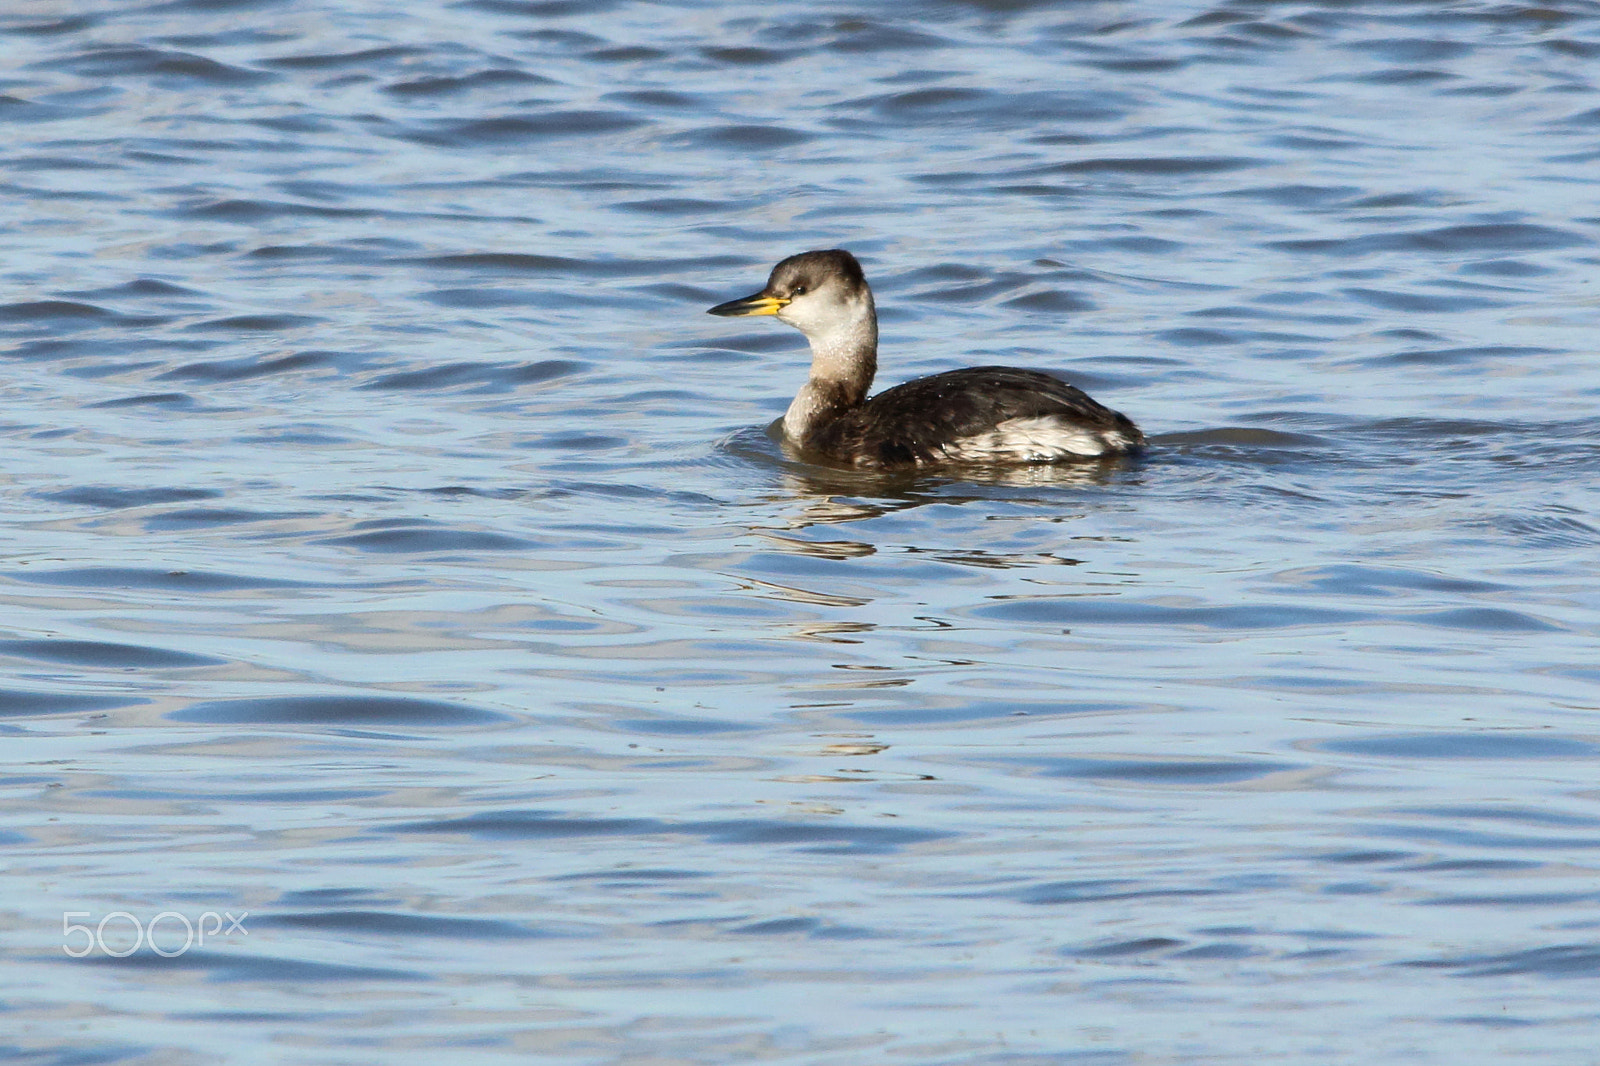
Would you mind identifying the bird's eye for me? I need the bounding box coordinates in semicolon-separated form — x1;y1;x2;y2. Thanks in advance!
791;285;807;297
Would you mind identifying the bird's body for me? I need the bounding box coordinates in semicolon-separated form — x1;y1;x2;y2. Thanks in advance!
708;249;1142;470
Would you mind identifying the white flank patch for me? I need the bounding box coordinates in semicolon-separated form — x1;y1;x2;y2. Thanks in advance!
940;416;1129;463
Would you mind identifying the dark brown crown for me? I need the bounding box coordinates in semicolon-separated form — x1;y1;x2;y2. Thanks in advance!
766;249;867;298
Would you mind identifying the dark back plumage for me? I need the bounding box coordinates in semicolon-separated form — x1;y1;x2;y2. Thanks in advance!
808;366;1144;468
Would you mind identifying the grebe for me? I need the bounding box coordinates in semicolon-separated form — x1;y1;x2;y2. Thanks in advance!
708;249;1143;469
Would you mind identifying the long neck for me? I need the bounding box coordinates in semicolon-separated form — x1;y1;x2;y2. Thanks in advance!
783;292;877;442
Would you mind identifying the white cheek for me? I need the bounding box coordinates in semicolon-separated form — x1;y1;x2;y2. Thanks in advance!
777;303;817;328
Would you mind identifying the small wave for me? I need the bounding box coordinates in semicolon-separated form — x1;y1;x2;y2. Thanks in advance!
1366;344;1555;367
0;688;145;717
848;87;1131;128
383;69;550;95
86;392;196;409
1003;289;1096;312
248;241;411;263
259;910;549;939
827;22;947;53
1067;936;1188;958
1342;286;1508;312
614;197;727;216
158;350;345;382
0;299;114;321
55;45;272;84
170;695;512;726
1411;607;1562;632
67;279;196;299
409;251;742;277
355;358;584;392
390;808;949;853
1009;753;1300;786
261;45;423;70
1485;512;1600;547
85;948;425;983
0;94;88;124
1320;733;1596;760
317;526;534;553
14;567;312;591
1401;943;1600;978
1014;880;1221;905
670;124;812;150
37;486;221;509
1273;223;1589;257
1343;37;1473;63
1031;156;1259;176
185;313;323;332
974;597;1370;630
586;45;669;62
462;0;626;17
698;46;794;66
1157;426;1336;464
399;110;645;147
1272;564;1508;598
2;15;99;37
0;638;223;669
177;198;377;222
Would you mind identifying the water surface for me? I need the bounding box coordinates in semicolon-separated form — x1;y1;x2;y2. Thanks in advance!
3;1;1600;1063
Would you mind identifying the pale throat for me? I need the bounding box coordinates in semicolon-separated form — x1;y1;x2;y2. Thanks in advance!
781;296;878;442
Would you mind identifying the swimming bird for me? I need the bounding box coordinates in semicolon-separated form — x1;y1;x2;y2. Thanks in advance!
708;249;1143;469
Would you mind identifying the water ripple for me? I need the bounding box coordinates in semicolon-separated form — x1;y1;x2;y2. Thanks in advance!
170;695;513;727
6;0;1600;1059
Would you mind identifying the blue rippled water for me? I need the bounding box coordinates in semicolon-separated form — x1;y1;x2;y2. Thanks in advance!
3;1;1600;1063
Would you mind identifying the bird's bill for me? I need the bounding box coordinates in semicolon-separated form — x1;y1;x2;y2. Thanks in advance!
707;291;789;317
